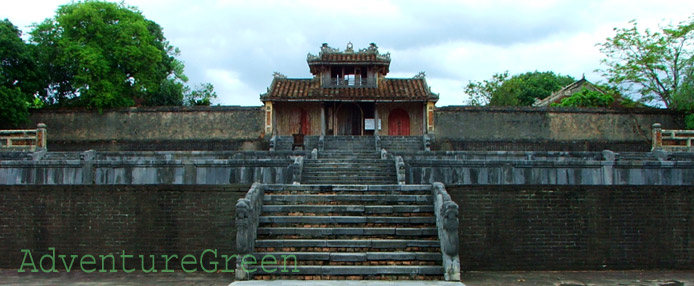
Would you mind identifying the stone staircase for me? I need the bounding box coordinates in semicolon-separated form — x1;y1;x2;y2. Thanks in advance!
302;136;397;184
251;184;444;280
234;136;460;281
380;136;424;152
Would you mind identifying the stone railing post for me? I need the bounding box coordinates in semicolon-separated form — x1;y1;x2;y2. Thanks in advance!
269;135;277;151
81;149;96;184
311;148;318;160
601;150;615;185
380;148;388;160
431;182;461;281
36;123;47;151
318;135;324;151
395;156;406;185
652;123;662;151
423;134;431;151
374;133;381;151
292;156;303;184
235;183;264;280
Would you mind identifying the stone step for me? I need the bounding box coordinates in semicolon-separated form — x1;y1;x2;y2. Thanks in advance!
263;194;430;204
245;265;443;276
305;159;390;163
262;185;430;194
301;175;396;180
301;180;398;185
253;252;442;262
259;216;436;225
255;239;441;249
261;205;434;214
257;227;438;237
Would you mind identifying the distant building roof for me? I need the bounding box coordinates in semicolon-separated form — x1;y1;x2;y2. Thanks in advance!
307;42;391;75
533;76;605;107
261;75;438;102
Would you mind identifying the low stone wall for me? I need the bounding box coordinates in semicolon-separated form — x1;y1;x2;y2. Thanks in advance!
448;185;694;270
434;106;683;151
25;106;265;151
0;185;248;270
403;151;694;185
0;151;304;185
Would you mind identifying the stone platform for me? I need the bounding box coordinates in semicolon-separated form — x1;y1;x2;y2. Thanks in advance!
230;281;464;286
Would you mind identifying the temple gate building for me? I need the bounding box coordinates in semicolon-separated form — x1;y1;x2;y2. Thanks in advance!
261;43;438;136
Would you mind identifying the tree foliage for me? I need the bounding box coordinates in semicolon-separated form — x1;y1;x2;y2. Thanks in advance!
598;17;694;108
465;71;575;106
464;71;508;106
29;0;188;109
552;88;615;108
0;19;39;127
185;83;217;106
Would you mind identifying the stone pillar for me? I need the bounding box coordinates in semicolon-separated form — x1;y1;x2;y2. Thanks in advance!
36;123;47;151
374;103;379;136
426;102;435;134
264;102;274;136
652;123;662;151
320;102;326;136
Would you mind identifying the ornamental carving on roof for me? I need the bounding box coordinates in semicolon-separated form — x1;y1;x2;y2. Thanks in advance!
306;42;391;62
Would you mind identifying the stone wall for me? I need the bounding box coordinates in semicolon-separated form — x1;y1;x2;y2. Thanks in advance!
0;151;302;185
403;151;694;185
2;184;691;271
25;106;265;151
0;185;248;270
434;106;684;151
448;185;694;270
21;106;686;152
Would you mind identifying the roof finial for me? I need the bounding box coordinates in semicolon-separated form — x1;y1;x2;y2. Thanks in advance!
346;42;354;53
582;73;585;80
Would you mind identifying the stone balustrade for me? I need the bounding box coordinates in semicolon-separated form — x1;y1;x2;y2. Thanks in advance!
652;123;694;152
431;182;461;281
235;183;264;280
0;123;46;152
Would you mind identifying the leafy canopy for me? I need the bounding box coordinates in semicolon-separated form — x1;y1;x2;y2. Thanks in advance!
598;16;694;108
552;88;615;108
29;0;188;109
0;19;40;127
465;71;575;106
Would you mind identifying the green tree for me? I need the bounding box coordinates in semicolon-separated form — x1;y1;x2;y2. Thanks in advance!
0;19;38;127
184;82;217;106
465;71;575;106
464;71;508;106
598;17;694;108
552;88;615;108
30;0;187;109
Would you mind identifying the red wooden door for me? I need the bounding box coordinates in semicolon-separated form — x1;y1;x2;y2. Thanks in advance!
388;109;410;136
289;108;310;134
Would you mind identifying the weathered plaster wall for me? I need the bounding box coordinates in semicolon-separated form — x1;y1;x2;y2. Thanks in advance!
25;106;265;151
434;106;683;151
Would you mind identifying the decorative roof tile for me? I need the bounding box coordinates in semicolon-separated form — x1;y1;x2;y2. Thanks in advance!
261;77;438;102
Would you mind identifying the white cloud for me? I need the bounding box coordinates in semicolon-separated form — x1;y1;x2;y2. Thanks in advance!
2;0;694;107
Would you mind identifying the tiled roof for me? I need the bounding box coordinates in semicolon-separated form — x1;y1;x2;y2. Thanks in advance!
261;78;438;102
311;53;385;63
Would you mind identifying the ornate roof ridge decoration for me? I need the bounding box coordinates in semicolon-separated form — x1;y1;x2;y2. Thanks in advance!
306;42;391;62
272;72;287;79
414;71;426;79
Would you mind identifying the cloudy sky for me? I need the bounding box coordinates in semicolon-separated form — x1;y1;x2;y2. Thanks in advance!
3;0;694;107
